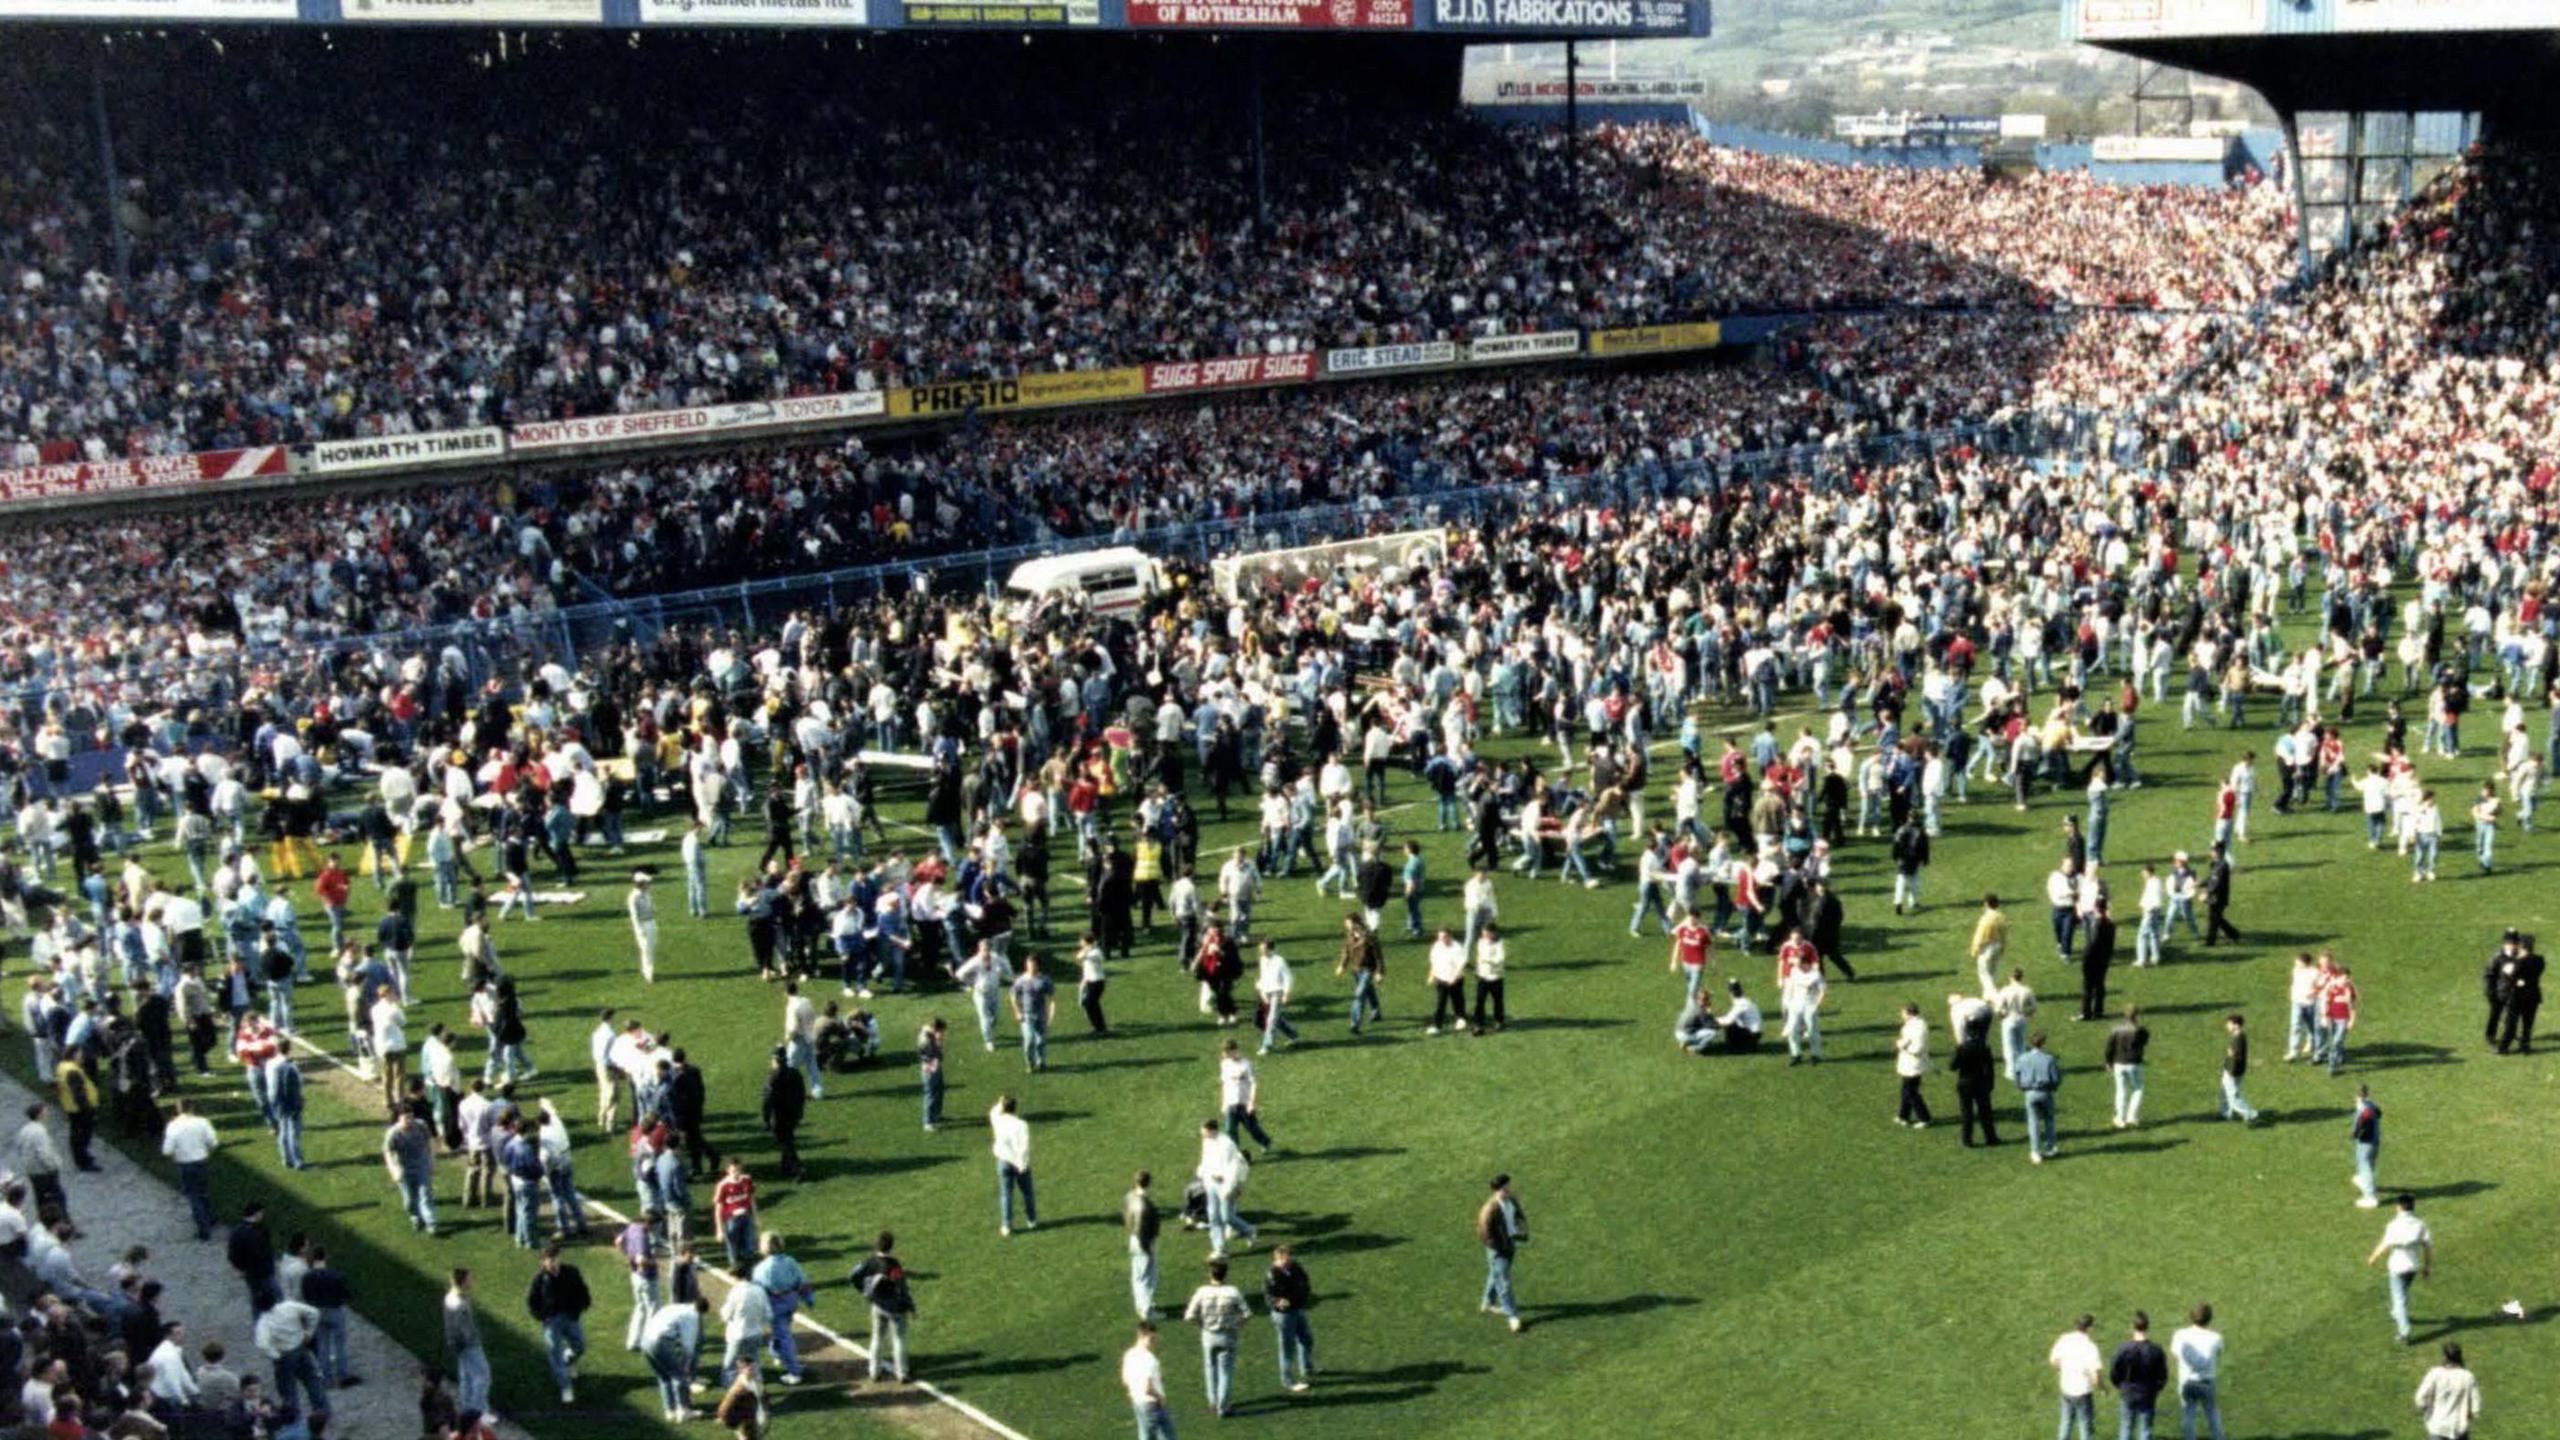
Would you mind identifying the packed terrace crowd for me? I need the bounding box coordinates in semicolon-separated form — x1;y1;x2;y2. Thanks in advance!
0;36;2289;464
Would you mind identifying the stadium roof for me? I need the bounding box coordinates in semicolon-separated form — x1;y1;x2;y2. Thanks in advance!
0;0;1709;42
2064;0;2560;115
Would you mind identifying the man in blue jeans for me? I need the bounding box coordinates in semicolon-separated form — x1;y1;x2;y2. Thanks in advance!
1122;1322;1177;1440
526;1243;592;1405
1476;1174;1526;1334
301;1247;359;1388
2047;1313;2104;1440
2365;1193;2434;1343
2351;1085;2383;1208
1263;1246;1315;1393
2108;1311;2167;1440
2168;1304;2225;1440
990;1094;1037;1236
917;1018;947;1132
159;1099;222;1240
1010;957;1055;1074
751;1233;814;1387
1180;1258;1250;1419
2014;1032;2064;1163
499;1119;548;1249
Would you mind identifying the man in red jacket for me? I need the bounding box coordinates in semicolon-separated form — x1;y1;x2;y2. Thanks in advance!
314;856;352;955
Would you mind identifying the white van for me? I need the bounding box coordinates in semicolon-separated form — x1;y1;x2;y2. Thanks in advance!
1006;547;1167;616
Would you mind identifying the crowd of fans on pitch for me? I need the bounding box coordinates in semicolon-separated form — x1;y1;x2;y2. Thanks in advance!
0;141;2552;1440
0;33;2291;464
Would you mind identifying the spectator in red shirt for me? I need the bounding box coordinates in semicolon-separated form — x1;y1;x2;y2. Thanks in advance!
314;855;353;956
713;1159;759;1278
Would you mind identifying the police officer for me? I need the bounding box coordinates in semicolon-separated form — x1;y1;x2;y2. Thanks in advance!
2498;933;2544;1055
2483;930;2525;1048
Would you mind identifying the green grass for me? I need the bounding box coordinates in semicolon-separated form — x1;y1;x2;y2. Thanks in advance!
44;635;2560;1440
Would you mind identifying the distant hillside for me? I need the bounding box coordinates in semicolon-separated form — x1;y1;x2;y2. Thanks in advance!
1467;0;2276;140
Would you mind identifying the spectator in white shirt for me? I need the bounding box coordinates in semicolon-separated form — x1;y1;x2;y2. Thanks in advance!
159;1099;221;1240
2048;1313;2105;1440
2413;1342;2481;1440
2168;1305;2225;1440
1122;1322;1175;1439
1893;1004;1934;1129
1195;1120;1257;1259
143;1323;199;1408
1253;943;1298;1055
2365;1194;2434;1344
1426;930;1470;1035
990;1094;1036;1236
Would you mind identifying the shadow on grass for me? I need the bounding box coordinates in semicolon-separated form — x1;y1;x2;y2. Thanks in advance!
925;1348;1098;1379
792;1153;957;1185
2056;1136;2190;1158
2400;1179;2497;1202
1051;1055;1185;1076
1230;1357;1492;1411
2354;1042;2460;1072
1026;1214;1117;1233
1301;1231;1406;1256
2414;1303;2560;1344
1258;1210;1353;1235
1277;1145;1409;1164
2168;945;2274;966
1502;1017;1635;1033
1522;1292;1701;1325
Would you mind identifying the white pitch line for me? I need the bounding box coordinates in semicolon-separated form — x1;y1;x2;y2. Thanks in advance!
278;1031;1035;1440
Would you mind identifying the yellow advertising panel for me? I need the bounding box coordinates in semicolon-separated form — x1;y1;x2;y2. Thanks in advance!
1587;321;1723;357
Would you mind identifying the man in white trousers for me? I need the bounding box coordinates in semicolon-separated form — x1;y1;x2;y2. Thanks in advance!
628;872;659;984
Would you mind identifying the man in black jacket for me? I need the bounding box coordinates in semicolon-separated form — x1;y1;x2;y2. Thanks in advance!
760;1046;808;1181
2498;934;2544;1055
2079;901;2118;1022
1355;845;1395;936
759;784;796;872
2109;1312;2169;1437
527;1242;593;1405
1890;817;1930;915
2483;931;2523;1045
2103;1004;2151;1130
1099;842;1138;959
1806;880;1854;980
1264;1246;1316;1393
1951;1025;2001;1148
133;982;176;1094
2203;843;2240;945
228;1204;279;1314
302;1247;360;1388
848;1231;915;1384
669;1052;713;1178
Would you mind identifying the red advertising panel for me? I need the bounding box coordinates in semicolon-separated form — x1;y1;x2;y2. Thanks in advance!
1141;352;1318;394
0;446;288;506
1129;0;1408;26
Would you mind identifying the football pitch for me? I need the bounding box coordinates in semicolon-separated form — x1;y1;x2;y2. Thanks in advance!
35;658;2559;1440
